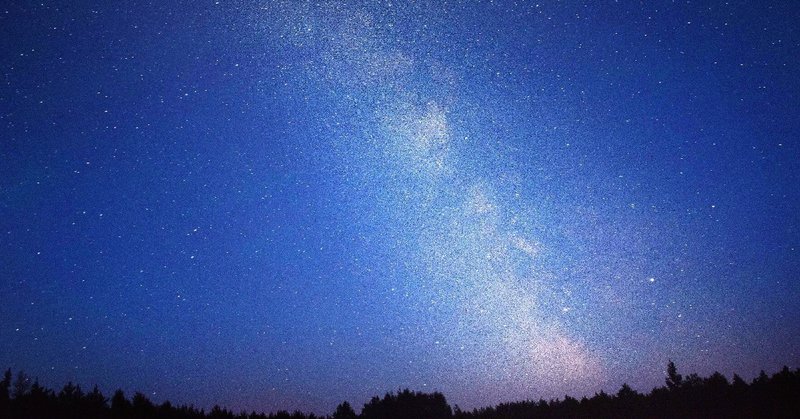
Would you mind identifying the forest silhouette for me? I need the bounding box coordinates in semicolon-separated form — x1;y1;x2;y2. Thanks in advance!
1;361;798;419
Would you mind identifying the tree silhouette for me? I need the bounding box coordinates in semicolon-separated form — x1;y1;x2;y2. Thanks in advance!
0;369;10;400
666;360;682;390
0;368;11;417
11;371;29;399
332;401;357;419
361;389;452;419
110;388;131;417
0;362;799;418
83;385;108;419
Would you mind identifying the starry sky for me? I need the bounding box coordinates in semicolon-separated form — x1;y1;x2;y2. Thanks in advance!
1;0;799;415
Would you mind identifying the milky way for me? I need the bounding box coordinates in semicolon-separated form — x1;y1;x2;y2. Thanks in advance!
253;1;606;401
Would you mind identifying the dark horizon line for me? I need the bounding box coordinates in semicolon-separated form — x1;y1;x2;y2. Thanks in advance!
2;360;800;418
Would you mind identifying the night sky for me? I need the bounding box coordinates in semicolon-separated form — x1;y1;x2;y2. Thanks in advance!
2;0;799;415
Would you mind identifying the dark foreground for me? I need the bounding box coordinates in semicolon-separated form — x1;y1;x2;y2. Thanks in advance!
1;362;798;419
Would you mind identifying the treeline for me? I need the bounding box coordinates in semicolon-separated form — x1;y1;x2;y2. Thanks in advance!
0;362;798;419
457;362;800;419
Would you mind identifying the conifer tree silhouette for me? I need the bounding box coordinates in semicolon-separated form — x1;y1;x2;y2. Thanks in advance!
1;362;799;419
332;401;357;419
666;360;682;390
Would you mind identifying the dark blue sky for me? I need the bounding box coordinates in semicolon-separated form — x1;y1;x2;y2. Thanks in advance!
2;0;799;415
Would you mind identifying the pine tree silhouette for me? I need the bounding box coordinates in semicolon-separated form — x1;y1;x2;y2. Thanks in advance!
332;401;357;419
1;362;799;418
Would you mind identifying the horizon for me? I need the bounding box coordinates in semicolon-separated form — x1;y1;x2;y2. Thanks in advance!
1;362;797;416
2;1;799;416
